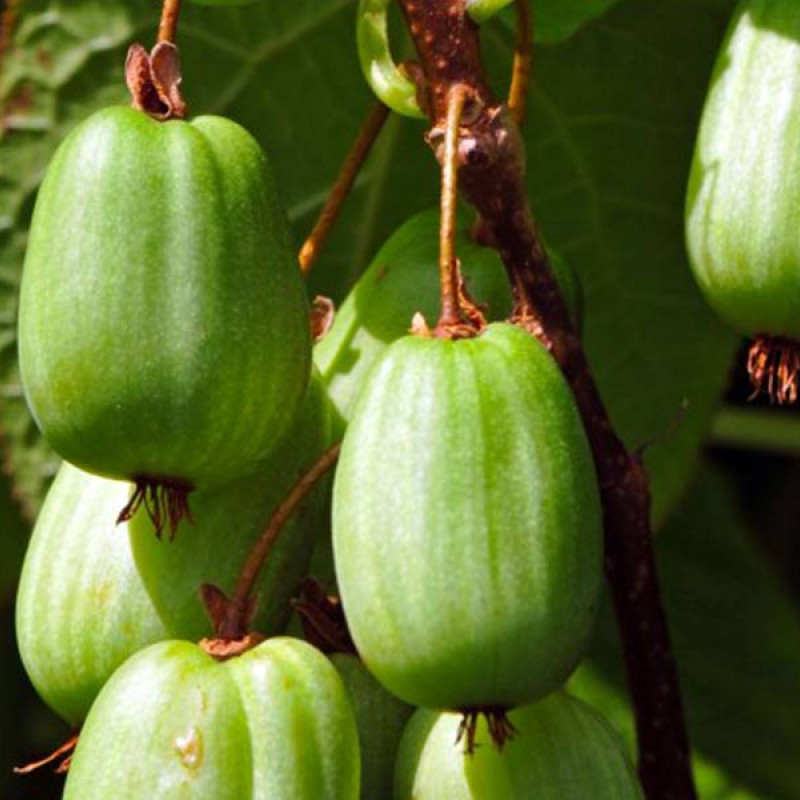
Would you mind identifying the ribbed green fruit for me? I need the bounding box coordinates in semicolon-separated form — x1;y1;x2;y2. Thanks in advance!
16;375;331;726
18;105;310;493
15;462;169;726
63;637;360;800
332;654;415;800
315;209;581;433
394;692;643;799
332;323;602;711
685;0;800;338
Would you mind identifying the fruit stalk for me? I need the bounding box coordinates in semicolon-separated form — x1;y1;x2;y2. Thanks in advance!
158;0;182;45
299;102;390;275
395;1;695;797
508;0;532;127
436;83;468;334
217;443;342;641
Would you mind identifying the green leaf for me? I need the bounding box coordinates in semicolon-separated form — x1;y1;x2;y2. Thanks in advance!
571;464;800;799
472;0;631;43
1;0;736;521
495;0;625;45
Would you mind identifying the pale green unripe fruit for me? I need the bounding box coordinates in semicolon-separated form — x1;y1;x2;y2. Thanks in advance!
63;638;361;800
333;323;602;712
686;1;800;339
395;692;643;799
19;106;311;492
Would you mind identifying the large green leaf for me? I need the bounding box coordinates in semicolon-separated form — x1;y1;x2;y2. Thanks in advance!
571;464;800;799
492;0;739;522
1;0;736;522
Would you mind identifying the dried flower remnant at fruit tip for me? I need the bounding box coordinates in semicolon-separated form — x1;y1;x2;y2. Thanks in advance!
125;42;187;121
117;476;194;540
747;335;800;405
457;708;518;754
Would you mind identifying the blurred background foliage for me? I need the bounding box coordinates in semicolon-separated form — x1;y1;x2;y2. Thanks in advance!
1;0;799;798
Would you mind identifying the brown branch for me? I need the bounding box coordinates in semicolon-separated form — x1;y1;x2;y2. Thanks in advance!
299;102;390;275
396;2;695;798
508;0;532;127
158;0;182;45
216;443;341;641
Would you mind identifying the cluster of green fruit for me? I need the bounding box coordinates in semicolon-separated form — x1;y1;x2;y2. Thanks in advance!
12;11;650;800
13;102;641;796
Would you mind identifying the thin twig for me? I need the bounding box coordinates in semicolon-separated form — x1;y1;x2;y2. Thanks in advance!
396;2;695;798
299;103;390;275
0;0;20;82
217;443;342;640
508;0;532;127
436;84;468;331
158;0;182;45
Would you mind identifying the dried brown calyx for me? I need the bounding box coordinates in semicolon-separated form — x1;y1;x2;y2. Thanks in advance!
292;577;356;656
198;632;267;662
311;295;336;343
457;707;518;754
117;475;194;540
412;261;489;341
747;334;800;405
125;42;187;121
200;582;260;644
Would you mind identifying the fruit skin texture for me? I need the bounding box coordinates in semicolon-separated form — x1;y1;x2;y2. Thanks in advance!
332;322;602;711
15;462;169;726
18;105;310;489
314;208;581;433
331;653;415;800
685;1;800;338
16;373;332;726
394;692;643;799
63;637;360;800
